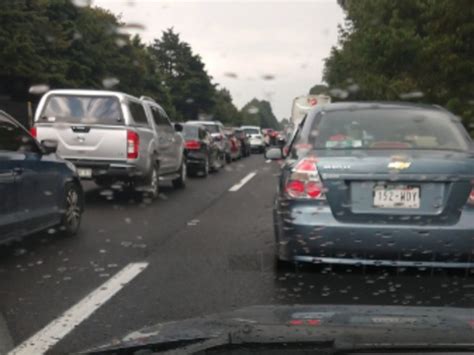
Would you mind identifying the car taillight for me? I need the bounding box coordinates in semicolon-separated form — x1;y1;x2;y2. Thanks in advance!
185;140;201;150
285;157;326;200
29;127;37;138
468;185;474;206
127;130;139;159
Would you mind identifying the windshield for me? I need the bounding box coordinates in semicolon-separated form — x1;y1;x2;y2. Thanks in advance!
182;125;200;139
2;1;473;354
40;95;123;125
243;128;260;135
202;124;219;133
310;109;470;150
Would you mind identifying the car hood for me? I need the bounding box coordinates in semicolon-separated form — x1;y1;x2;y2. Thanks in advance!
83;304;474;354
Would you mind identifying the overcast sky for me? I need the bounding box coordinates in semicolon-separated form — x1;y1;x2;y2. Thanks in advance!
92;0;345;120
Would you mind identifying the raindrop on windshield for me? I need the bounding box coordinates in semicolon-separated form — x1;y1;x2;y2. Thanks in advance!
399;91;424;99
224;72;238;79
29;84;50;95
71;0;91;7
102;77;120;89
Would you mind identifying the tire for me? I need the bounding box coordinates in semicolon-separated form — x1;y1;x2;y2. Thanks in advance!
172;158;187;189
225;152;232;164
59;182;83;237
200;157;210;177
144;163;160;200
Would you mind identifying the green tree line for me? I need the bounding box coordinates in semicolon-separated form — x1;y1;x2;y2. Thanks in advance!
321;0;473;131
0;0;280;129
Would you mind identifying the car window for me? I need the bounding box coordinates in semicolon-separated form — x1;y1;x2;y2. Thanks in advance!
307;109;470;151
243;128;260;135
203;124;219;133
40;95;123;125
128;101;149;126
157;108;171;127
0;115;39;153
183;125;199;139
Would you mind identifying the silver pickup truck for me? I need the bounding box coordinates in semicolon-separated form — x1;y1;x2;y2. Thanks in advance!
32;89;186;199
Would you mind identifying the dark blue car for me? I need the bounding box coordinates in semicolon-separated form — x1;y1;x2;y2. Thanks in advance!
269;102;474;268
0;110;83;243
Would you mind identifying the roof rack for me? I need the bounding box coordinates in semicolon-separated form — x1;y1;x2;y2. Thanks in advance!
140;96;156;103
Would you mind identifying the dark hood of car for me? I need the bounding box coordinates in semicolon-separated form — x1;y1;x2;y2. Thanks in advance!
83;304;474;354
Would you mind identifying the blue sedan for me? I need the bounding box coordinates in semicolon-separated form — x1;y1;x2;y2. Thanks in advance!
269;102;474;268
0;110;84;243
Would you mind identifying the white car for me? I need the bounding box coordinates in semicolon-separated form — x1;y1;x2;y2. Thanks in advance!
241;125;265;153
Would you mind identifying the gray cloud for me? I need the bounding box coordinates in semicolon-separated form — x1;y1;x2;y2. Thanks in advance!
93;0;344;120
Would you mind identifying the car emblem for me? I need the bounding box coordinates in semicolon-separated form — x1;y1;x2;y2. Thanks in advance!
388;161;411;170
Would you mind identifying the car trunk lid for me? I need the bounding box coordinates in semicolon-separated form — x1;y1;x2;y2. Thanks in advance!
312;149;474;225
35;123;128;161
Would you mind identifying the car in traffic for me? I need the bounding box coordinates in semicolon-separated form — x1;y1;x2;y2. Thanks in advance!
0;110;84;243
233;128;251;157
186;120;228;165
182;123;221;176
241;125;265;153
224;127;242;161
269;102;474;268
32;90;186;200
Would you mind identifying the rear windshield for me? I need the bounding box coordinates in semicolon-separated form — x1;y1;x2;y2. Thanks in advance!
243;128;259;135
40;95;123;125
183;125;199;139
307;109;470;151
202;124;219;133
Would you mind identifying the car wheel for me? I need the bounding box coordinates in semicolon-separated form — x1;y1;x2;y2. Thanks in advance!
146;163;160;199
201;157;210;177
172;158;187;189
59;182;83;237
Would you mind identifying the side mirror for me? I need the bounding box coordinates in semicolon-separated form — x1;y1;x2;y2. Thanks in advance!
41;139;58;154
265;147;283;160
174;123;183;132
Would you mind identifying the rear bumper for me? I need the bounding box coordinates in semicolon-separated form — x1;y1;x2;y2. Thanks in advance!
67;159;139;179
186;152;206;166
274;202;474;268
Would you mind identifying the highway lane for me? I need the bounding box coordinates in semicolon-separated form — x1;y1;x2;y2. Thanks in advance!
1;153;473;354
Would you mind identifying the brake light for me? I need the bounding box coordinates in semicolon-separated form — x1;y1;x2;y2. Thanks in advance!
29;127;37;138
185;140;201;150
285;157;326;200
127;130;139;159
468;186;474;206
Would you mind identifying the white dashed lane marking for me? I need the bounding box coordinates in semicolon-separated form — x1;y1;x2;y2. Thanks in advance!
9;262;149;355
229;171;257;192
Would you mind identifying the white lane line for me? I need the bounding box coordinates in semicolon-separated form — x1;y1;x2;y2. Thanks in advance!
9;262;149;355
229;171;257;192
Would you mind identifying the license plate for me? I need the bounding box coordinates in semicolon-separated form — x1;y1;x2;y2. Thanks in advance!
77;168;92;178
373;185;420;209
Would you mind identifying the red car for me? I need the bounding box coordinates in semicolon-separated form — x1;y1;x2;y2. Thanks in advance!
224;128;242;162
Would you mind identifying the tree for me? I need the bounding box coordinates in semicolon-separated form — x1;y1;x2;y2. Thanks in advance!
149;29;216;121
309;84;329;95
323;0;474;127
240;98;280;129
211;88;241;126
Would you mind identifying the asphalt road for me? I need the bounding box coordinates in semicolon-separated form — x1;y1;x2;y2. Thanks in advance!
1;154;473;354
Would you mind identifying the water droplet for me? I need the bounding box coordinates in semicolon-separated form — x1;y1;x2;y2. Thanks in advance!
102;77;120;89
29;84;50;95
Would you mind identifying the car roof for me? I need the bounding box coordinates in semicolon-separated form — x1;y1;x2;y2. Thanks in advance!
186;120;222;125
41;89;138;101
309;101;450;114
241;125;260;129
